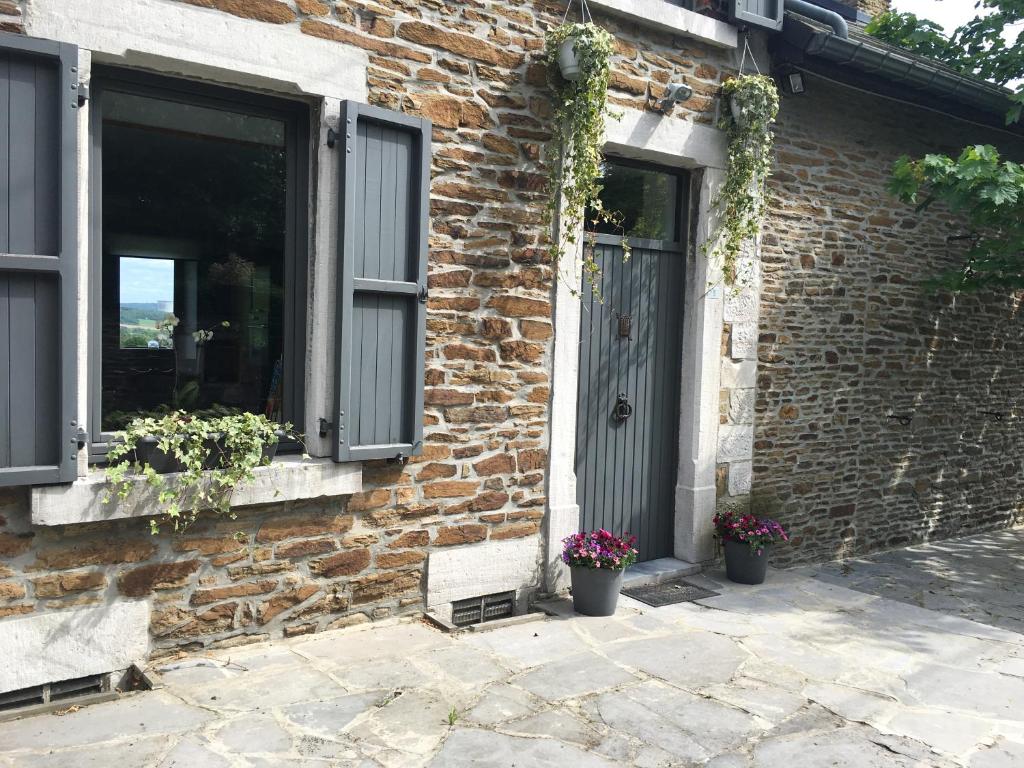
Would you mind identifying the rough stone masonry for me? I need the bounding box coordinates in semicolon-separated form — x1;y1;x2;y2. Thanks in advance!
0;0;739;656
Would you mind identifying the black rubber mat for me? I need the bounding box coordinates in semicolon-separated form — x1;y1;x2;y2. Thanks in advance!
622;577;719;607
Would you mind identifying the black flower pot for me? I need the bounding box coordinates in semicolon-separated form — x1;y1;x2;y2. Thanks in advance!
724;540;770;585
133;437;185;474
570;566;625;616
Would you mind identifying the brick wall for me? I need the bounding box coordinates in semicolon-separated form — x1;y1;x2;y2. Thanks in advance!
0;0;737;657
756;75;1024;566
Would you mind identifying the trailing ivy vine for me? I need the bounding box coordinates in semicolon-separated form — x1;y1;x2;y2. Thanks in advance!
105;411;293;534
543;21;621;286
707;74;779;284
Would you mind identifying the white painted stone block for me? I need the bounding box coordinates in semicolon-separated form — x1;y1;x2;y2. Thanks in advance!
724;288;759;324
427;539;542;609
728;461;753;496
720;359;757;390
589;0;738;48
717;425;754;463
1;602;150;694
26;0;368;102
729;388;756;425
730;322;759;360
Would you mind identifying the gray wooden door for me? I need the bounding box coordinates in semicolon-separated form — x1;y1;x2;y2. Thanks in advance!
575;168;686;561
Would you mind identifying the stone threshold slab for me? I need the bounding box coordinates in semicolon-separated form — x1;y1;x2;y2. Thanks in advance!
30;456;362;526
623;557;702;589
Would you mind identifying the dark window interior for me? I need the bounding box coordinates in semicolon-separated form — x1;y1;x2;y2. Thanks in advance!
587;160;683;242
99;88;291;431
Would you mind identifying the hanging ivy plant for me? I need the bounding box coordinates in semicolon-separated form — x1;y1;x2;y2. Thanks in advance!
104;411;295;534
707;74;779;284
543;21;622;286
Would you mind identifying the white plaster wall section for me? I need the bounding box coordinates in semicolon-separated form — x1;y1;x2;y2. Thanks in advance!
0;601;150;694
588;0;738;49
674;168;725;563
25;0;368;102
604;108;728;171
427;539;543;609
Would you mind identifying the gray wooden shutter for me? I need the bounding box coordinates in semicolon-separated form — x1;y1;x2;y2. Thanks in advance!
729;0;784;31
334;102;430;462
0;32;79;486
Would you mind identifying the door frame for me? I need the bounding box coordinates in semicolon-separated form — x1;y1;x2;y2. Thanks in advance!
574;159;689;563
545;114;730;591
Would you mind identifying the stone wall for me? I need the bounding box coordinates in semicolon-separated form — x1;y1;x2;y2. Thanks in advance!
0;0;738;658
756;74;1024;565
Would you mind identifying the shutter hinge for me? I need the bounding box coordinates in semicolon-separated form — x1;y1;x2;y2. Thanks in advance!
76;82;89;106
418;284;429;304
326;127;339;149
318;418;333;438
75;426;89;449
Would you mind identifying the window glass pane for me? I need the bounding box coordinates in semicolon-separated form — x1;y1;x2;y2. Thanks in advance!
118;257;175;349
587;161;680;241
101;88;290;431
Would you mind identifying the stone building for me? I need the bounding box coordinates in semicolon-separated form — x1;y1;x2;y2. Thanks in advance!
0;0;1021;699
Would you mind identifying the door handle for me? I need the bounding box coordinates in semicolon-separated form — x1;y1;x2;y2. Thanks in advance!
613;392;633;422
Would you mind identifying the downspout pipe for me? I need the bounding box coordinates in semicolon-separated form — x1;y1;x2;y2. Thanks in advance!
784;0;849;39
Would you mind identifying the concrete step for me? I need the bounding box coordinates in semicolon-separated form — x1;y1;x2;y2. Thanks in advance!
622;557;701;588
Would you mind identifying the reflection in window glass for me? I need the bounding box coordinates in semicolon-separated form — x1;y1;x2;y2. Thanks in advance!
101;88;289;431
118;257;176;349
587;161;680;241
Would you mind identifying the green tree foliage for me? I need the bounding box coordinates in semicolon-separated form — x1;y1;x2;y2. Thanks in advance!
866;2;1024;290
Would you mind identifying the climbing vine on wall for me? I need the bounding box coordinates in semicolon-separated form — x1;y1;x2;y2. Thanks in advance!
707;74;779;284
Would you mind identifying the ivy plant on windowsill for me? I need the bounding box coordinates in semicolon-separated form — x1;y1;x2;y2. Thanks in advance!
706;74;780;285
104;410;298;534
543;20;625;290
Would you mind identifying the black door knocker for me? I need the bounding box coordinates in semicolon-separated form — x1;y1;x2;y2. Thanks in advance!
613;392;633;422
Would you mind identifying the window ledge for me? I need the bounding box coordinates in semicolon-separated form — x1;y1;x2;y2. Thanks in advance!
30;456;363;527
589;0;738;49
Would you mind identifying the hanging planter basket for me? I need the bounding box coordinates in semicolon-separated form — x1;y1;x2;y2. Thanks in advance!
557;36;582;81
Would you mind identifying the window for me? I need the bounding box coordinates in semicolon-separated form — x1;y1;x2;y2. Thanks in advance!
89;70;309;451
588;159;685;243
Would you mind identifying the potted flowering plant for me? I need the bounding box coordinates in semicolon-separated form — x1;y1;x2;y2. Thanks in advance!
713;509;789;585
561;530;638;616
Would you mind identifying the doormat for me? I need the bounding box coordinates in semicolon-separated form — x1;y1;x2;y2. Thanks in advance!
622;578;719;608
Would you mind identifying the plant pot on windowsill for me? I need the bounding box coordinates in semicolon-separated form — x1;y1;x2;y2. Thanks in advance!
562;530;638;617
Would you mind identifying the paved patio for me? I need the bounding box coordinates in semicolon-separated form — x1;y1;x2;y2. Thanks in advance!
3;531;1024;767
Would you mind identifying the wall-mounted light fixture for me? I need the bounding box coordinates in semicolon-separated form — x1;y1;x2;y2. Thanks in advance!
651;82;694;114
782;71;805;95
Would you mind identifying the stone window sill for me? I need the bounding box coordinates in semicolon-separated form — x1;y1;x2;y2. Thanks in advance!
589;0;738;49
30;456;362;527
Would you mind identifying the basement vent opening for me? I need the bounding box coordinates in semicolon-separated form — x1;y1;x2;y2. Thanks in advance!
0;673;109;712
0;666;153;716
451;590;516;627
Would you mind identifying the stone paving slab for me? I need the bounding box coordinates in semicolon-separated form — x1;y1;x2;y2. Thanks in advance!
4;529;1024;767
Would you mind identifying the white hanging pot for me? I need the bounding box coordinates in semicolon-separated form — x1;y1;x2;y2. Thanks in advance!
729;94;744;125
558;36;582;81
